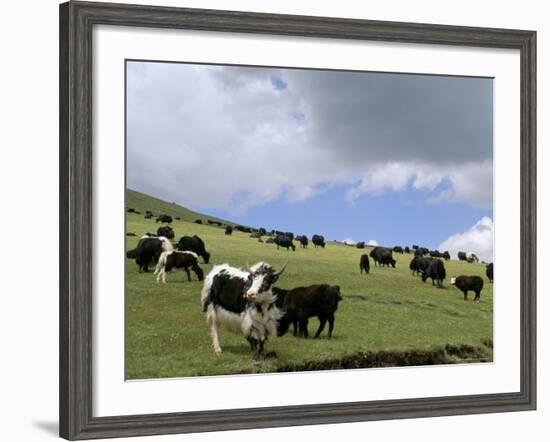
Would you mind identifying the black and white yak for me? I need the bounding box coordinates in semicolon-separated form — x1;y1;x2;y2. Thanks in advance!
201;262;287;360
127;235;174;272
154;250;204;283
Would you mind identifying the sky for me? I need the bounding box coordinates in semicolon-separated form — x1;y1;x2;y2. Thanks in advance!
126;61;494;261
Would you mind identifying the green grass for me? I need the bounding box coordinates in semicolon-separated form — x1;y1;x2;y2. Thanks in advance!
125;192;493;379
127;188;235;226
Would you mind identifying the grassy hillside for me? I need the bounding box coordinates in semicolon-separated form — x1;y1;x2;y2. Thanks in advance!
125;192;493;379
126;188;235;226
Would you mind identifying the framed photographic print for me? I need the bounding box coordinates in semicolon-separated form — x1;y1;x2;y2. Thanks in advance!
59;1;536;439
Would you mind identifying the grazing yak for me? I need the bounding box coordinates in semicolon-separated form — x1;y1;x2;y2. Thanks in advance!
284;232;295;240
486;263;494;282
265;237;275;244
409;255;432;276
421;259;446;287
194;219;203;224
359;254;370;274
451;275;484;301
156;214;173;223
127;236;174;272
126;232;137;237
201;262;287;360
414;247;429;257
356;241;365;249
154;250;204;283
393;246;404;254
225;225;233;235
157;226;175;239
235;225;252;233
274;284;342;338
466;252;480;263
274;234;295;251
370;247;396;268
127;208;136;213
404;246;411;254
177;235;210;264
295;235;308;248
312;234;326;248
458;251;468;261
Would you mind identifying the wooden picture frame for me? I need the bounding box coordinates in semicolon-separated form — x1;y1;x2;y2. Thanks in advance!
59;1;536;439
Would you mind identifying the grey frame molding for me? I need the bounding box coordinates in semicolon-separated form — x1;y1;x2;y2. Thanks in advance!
59;1;536;439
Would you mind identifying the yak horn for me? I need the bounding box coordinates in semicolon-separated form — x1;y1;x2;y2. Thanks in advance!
274;262;288;277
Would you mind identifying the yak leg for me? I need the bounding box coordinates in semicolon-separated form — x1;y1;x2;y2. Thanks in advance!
156;268;166;283
299;319;309;338
292;320;298;336
248;337;260;361
475;290;481;302
463;290;468;301
314;316;327;338
327;314;335;338
206;305;222;353
184;268;192;281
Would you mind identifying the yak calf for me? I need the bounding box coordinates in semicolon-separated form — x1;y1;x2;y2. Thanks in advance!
274;285;342;339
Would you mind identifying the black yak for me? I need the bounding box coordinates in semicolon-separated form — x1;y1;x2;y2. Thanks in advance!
421;259;446;287
451;275;484;301
274;284;342;339
177;235;210;263
359;254;370;274
486;263;494;282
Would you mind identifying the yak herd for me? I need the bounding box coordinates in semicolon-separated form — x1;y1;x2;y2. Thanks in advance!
126;209;493;361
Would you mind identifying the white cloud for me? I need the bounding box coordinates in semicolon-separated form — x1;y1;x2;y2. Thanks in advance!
366;240;379;246
347;161;493;208
438;217;494;262
127;62;493;212
342;238;356;245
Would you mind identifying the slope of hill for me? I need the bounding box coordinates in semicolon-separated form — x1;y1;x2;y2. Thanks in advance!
126;188;235;226
125;206;494;379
